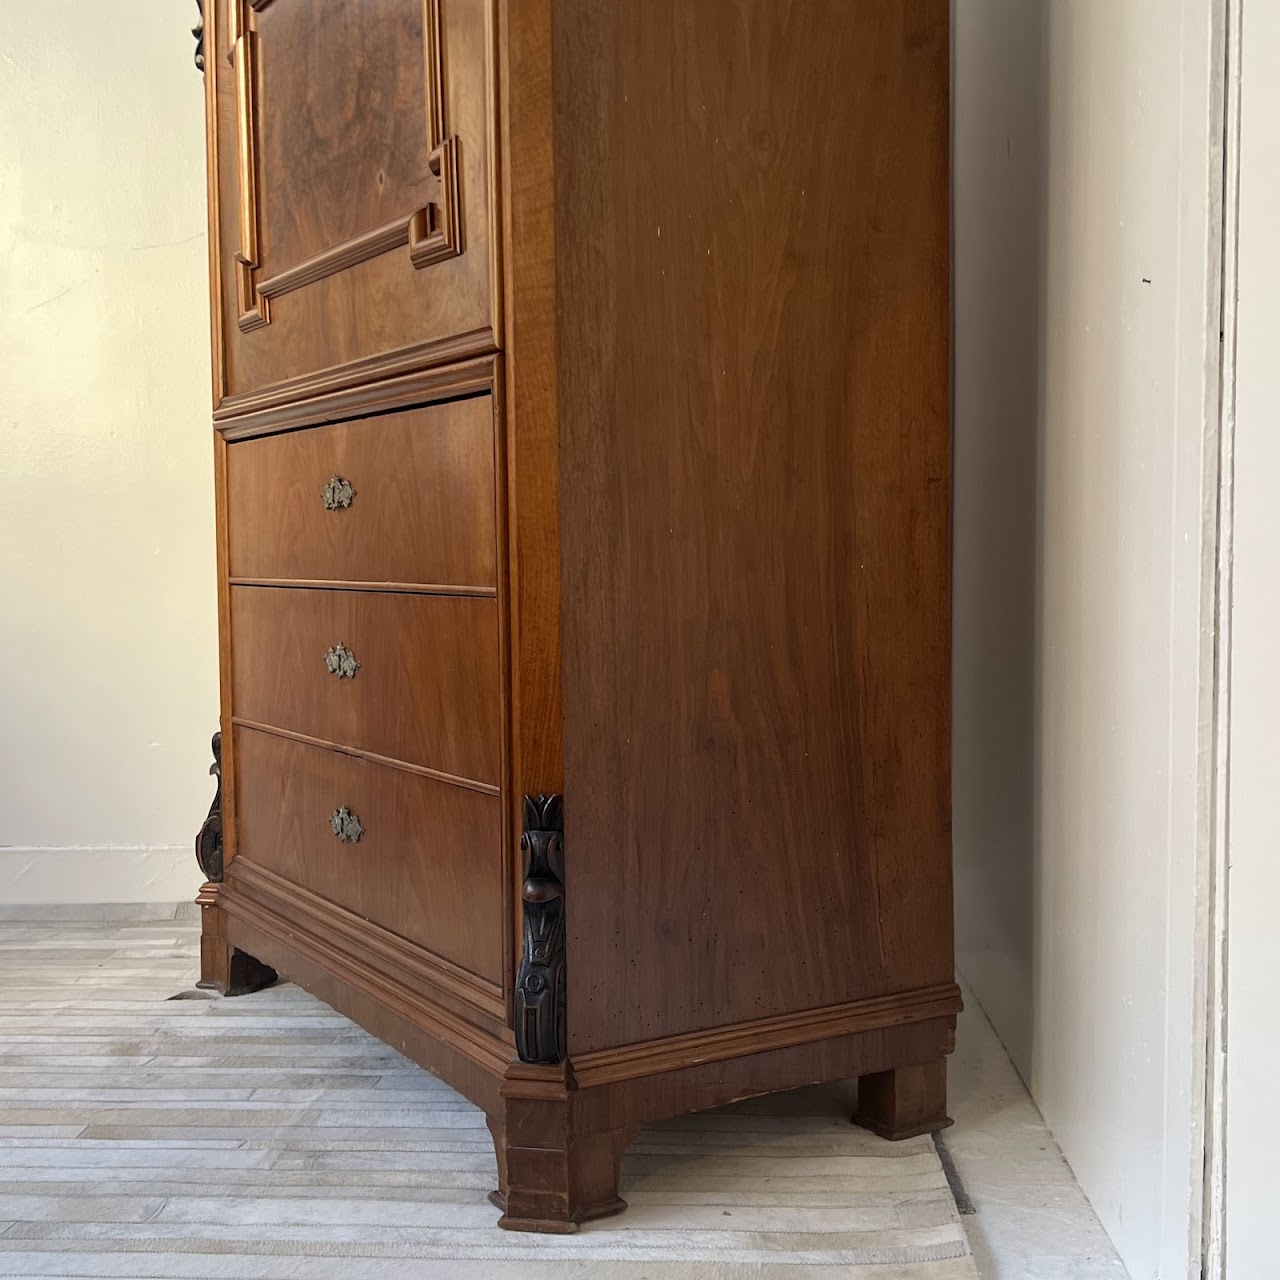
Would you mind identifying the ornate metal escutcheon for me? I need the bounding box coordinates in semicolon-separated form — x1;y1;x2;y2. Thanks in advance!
324;643;360;679
321;475;356;510
329;806;364;844
195;731;223;883
514;793;566;1064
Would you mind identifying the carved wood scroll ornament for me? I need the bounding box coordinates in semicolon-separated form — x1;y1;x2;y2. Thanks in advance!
195;731;223;882
514;794;567;1064
193;1;204;72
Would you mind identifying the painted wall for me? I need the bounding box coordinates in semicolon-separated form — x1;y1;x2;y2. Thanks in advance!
1223;2;1280;1274
0;2;216;902
953;2;1222;1276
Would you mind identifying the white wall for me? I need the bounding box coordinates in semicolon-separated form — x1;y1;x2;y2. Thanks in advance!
0;2;216;903
1222;2;1280;1274
953;2;1223;1276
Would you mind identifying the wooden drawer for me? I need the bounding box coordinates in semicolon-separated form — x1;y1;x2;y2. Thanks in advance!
232;726;503;984
231;586;501;787
226;397;496;588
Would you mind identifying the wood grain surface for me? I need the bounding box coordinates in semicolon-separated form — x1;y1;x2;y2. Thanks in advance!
231;586;501;786
553;0;953;1050
195;0;958;1234
232;727;505;984
225;396;497;588
207;0;498;406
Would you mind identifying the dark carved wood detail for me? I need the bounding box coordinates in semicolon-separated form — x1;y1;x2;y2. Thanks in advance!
514;794;566;1064
195;731;224;883
196;941;278;997
192;0;204;73
220;947;278;996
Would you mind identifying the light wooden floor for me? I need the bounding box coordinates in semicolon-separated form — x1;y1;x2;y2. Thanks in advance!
0;910;977;1279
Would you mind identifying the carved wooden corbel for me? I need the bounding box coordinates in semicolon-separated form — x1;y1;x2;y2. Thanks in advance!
195;731;223;883
514;795;566;1064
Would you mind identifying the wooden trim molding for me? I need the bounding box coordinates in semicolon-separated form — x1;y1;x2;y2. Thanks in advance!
221;873;513;1075
225;0;461;330
212;431;238;864
215;345;497;438
228;577;497;598
229;20;269;332
488;369;516;1023
202;0;226;401
257;216;412;300
230;718;502;797
229;858;506;1025
569;983;965;1088
408;0;464;267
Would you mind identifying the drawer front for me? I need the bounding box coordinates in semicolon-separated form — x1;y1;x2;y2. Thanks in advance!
233;726;503;983
231;586;501;786
226;397;496;588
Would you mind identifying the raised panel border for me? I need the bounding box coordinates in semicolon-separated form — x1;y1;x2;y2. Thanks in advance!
226;0;463;332
204;0;501;416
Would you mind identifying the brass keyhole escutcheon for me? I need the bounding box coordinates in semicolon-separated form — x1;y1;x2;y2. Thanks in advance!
330;806;364;844
322;475;355;510
324;644;359;679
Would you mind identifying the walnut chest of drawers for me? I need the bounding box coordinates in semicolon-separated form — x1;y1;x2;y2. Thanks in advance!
191;0;959;1232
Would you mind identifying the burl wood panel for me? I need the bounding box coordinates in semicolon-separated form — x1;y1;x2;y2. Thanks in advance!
225;397;497;588
230;586;501;786
258;2;431;273
208;0;496;407
554;0;953;1051
233;726;504;982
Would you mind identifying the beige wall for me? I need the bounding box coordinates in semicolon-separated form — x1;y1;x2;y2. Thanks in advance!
1223;1;1280;1273
953;1;1223;1276
0;2;216;902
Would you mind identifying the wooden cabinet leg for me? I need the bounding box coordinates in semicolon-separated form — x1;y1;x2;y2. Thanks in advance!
853;1057;952;1140
489;1098;637;1232
485;1114;510;1213
192;736;275;998
196;898;276;997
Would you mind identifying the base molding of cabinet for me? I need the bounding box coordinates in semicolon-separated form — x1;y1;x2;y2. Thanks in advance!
206;886;960;1231
228;858;507;1028
195;890;277;996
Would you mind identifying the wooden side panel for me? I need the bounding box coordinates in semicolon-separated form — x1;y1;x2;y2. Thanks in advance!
554;0;953;1051
231;587;502;786
208;0;497;412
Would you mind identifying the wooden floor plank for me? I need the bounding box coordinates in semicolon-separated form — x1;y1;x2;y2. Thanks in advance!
0;915;976;1277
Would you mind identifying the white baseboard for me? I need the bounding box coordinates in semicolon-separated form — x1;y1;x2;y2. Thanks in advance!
0;846;202;905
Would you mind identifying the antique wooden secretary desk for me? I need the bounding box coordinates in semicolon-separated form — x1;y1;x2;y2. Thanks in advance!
191;0;958;1232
